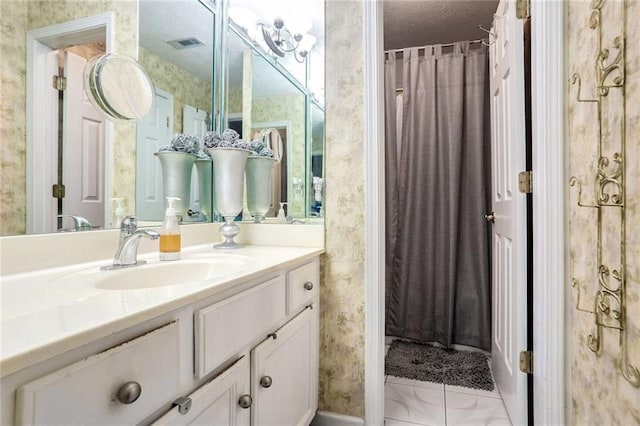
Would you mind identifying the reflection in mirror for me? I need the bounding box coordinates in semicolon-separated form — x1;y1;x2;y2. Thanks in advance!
225;26;307;219
136;0;215;223
225;0;324;221
1;0;215;236
309;102;324;217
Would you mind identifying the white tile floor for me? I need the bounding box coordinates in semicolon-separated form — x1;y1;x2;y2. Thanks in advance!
384;343;512;426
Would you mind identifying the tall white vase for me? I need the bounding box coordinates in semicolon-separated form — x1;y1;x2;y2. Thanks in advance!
246;157;276;223
154;151;196;219
206;147;250;249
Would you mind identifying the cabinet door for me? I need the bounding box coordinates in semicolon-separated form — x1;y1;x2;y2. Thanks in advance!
251;305;318;426
153;356;250;426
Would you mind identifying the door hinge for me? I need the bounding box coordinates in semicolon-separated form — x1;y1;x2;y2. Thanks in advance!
516;0;530;19
52;184;66;199
518;171;533;193
167;116;170;128
519;350;533;374
52;75;67;91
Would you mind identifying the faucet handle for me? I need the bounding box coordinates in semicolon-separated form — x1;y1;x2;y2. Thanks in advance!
120;216;138;235
57;215;92;230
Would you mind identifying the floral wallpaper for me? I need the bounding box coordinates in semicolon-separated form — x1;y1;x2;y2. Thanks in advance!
567;0;640;423
319;0;366;417
0;0;138;235
227;85;242;117
139;47;212;135
0;0;28;235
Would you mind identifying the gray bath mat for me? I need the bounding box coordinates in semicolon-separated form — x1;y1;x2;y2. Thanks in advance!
385;340;494;391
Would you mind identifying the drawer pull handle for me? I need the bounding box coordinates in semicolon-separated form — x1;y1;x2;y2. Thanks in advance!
260;375;273;388
117;381;142;404
304;281;314;290
238;394;253;408
173;397;192;415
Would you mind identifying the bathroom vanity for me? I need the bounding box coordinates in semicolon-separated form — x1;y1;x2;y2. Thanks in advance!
0;228;323;426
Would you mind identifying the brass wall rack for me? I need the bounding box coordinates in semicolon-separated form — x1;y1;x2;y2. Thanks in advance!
569;0;638;387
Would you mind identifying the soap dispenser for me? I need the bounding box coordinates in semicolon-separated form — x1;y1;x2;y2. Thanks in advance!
111;198;125;228
160;197;181;261
277;202;287;223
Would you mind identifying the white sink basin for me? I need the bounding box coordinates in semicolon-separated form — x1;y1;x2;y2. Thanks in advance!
50;255;252;291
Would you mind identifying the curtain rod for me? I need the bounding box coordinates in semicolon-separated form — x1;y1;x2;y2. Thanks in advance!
385;38;487;55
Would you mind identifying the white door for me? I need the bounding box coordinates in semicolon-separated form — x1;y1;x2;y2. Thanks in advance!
62;51;106;229
183;105;209;211
489;0;528;424
136;88;173;221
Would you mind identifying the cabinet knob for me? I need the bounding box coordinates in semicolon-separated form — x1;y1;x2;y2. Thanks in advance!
116;381;142;404
303;281;314;291
238;394;253;409
260;375;273;388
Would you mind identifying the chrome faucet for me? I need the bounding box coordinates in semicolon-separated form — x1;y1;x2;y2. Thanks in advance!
58;215;92;232
101;216;159;270
286;215;306;224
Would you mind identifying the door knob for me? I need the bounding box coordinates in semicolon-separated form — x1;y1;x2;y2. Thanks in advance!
260;375;273;388
484;212;495;223
304;281;314;290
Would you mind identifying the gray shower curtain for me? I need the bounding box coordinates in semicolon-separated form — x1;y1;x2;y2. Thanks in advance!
385;42;492;351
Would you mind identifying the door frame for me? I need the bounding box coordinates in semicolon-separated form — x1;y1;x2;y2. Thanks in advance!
26;13;114;233
362;1;565;424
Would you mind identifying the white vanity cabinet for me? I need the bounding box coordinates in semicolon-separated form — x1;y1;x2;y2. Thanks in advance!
175;259;319;426
5;255;320;426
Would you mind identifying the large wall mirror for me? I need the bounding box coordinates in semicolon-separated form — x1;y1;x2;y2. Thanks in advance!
1;0;323;236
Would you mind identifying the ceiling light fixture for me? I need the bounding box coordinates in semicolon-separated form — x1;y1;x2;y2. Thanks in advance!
229;7;315;63
258;17;313;62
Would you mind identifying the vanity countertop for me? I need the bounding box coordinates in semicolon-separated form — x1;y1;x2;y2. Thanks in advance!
0;244;323;378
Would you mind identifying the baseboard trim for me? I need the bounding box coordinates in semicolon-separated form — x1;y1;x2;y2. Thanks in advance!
310;411;365;426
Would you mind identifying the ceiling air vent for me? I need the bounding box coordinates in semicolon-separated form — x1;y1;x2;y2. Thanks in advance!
166;37;206;49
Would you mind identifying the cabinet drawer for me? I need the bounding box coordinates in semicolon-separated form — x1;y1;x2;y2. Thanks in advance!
196;277;286;378
287;261;319;314
16;321;180;426
153;356;250;425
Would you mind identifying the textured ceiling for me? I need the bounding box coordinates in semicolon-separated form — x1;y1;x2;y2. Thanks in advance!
384;0;499;50
139;0;214;81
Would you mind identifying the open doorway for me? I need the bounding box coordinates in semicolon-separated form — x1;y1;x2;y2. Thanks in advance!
381;1;529;425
